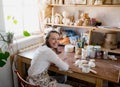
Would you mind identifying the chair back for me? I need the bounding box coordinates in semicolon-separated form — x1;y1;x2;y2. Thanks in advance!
15;70;40;87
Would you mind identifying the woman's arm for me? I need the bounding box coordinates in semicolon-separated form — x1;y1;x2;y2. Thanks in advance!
46;48;69;71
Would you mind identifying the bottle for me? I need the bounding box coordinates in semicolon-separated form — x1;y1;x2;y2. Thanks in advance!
96;49;102;59
103;51;108;59
81;48;87;60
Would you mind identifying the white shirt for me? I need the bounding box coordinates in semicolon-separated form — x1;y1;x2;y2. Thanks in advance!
28;45;69;76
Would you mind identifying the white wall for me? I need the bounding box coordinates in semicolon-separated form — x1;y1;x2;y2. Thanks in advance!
0;0;13;87
0;0;5;31
0;58;13;87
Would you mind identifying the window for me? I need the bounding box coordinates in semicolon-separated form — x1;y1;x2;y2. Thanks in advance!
2;0;40;37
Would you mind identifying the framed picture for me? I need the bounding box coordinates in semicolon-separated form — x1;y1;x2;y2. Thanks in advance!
103;0;112;5
112;0;120;5
76;0;87;5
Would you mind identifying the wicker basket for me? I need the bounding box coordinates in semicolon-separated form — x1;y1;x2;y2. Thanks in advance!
104;33;117;49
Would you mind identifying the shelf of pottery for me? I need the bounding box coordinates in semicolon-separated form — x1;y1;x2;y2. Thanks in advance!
44;0;120;28
42;0;120;55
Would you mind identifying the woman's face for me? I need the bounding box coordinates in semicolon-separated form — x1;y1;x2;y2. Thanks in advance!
48;32;60;49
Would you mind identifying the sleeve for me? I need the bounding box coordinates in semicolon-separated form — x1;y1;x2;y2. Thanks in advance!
46;48;69;71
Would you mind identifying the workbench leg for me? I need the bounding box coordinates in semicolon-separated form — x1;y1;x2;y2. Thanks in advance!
96;78;103;87
10;55;15;87
17;56;24;77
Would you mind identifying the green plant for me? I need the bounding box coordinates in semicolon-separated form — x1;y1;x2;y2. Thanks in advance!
0;16;31;67
23;30;31;37
7;15;31;37
0;33;10;67
0;49;10;67
7;32;14;43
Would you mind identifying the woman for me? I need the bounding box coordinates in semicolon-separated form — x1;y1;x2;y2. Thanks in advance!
27;30;72;87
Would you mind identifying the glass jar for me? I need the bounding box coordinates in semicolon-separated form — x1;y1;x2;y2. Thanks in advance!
103;51;108;59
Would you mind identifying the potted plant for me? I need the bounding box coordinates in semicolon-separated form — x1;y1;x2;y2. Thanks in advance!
7;16;31;37
6;16;31;42
0;15;32;67
6;32;14;43
0;16;16;66
5;16;17;43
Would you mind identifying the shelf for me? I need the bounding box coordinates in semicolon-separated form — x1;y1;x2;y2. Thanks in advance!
46;23;120;32
46;23;95;30
93;27;120;32
101;48;120;54
46;4;120;55
49;4;120;7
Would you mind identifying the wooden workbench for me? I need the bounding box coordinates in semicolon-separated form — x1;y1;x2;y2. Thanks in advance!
16;46;120;87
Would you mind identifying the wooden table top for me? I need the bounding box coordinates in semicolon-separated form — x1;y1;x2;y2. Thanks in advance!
18;46;120;83
59;51;120;83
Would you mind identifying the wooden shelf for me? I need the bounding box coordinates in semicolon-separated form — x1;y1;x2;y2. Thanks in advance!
46;23;120;32
46;23;96;30
101;48;120;54
49;4;120;7
46;4;120;55
93;27;120;32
